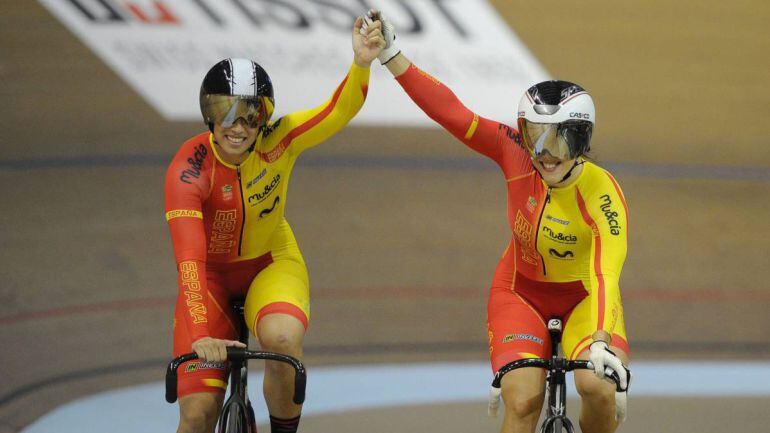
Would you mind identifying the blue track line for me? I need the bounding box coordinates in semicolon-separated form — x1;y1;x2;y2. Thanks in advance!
19;361;770;433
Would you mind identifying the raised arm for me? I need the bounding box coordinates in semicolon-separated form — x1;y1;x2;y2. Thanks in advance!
268;17;384;158
388;55;504;162
372;10;504;163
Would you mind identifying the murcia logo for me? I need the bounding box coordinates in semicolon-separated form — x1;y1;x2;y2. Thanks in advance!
499;123;520;142
248;174;281;205
599;194;622;236
542;226;577;244
180;144;207;184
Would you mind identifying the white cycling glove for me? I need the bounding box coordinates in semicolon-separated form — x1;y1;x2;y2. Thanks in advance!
362;9;400;64
588;341;631;423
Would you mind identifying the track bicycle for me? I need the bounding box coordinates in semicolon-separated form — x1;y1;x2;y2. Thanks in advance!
165;301;307;433
487;318;624;433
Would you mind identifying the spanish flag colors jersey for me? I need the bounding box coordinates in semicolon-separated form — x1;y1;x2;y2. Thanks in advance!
508;160;628;336
396;64;628;338
165;63;370;340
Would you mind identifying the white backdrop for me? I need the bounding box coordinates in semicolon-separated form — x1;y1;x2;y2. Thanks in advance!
38;0;549;126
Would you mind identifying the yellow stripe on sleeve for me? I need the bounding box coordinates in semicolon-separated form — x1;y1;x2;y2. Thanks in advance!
464;113;480;139
166;209;203;221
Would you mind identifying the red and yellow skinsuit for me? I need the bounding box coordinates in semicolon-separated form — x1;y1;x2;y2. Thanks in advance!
395;65;629;371
165;63;369;395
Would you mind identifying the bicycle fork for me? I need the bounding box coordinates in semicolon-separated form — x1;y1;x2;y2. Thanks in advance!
540;319;575;433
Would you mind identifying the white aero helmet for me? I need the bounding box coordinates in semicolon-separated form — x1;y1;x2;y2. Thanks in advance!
517;80;595;160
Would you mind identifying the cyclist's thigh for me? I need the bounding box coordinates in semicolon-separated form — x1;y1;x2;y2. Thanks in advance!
562;295;630;361
244;256;309;335
500;366;547;404
173;277;237;397
488;286;551;372
243;223;309;336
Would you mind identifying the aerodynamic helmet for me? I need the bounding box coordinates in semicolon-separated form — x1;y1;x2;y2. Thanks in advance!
199;58;275;131
517;80;594;160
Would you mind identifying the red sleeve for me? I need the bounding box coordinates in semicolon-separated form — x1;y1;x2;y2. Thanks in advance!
395;63;506;164
164;140;211;341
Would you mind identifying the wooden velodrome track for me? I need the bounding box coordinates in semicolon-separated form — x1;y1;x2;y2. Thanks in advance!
1;1;769;432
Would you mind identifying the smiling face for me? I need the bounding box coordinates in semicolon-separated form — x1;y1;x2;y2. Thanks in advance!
518;120;588;187
532;153;582;187
212;119;258;165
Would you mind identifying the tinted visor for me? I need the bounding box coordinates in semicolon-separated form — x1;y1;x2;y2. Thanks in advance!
201;95;270;129
518;119;592;160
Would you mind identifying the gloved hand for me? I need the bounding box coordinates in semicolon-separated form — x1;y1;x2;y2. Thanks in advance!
587;341;631;422
362;9;400;64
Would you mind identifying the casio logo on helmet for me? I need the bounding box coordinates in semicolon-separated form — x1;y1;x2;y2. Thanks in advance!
570;112;590;120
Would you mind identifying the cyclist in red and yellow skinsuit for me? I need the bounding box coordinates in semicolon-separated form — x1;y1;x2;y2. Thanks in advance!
367;10;630;433
165;18;385;433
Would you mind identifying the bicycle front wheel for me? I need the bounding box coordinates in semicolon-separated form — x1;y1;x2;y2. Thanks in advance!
219;403;249;433
540;416;570;433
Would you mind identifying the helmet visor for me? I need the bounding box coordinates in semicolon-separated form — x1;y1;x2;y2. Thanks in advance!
201;95;270;129
518;119;592;160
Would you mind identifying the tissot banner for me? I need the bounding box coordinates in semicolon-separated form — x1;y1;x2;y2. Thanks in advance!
39;0;549;126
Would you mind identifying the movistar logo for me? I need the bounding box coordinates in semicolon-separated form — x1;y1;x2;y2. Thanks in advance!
549;249;574;259
259;196;280;218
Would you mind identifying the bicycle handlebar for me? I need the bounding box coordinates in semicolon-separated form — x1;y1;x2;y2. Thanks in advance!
487;358;625;417
165;347;307;405
491;359;623;391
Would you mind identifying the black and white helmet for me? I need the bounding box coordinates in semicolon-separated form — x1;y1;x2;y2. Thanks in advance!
517;80;595;160
199;58;275;131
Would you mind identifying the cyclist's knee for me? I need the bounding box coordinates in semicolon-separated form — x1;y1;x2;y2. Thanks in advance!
500;373;545;419
178;394;221;433
257;314;305;355
575;370;614;403
504;392;544;420
502;386;544;419
260;332;302;357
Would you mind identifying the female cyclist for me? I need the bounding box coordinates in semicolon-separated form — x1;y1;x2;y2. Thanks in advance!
164;17;385;433
366;11;631;433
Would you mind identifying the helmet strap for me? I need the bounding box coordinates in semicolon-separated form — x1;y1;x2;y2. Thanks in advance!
557;158;584;184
